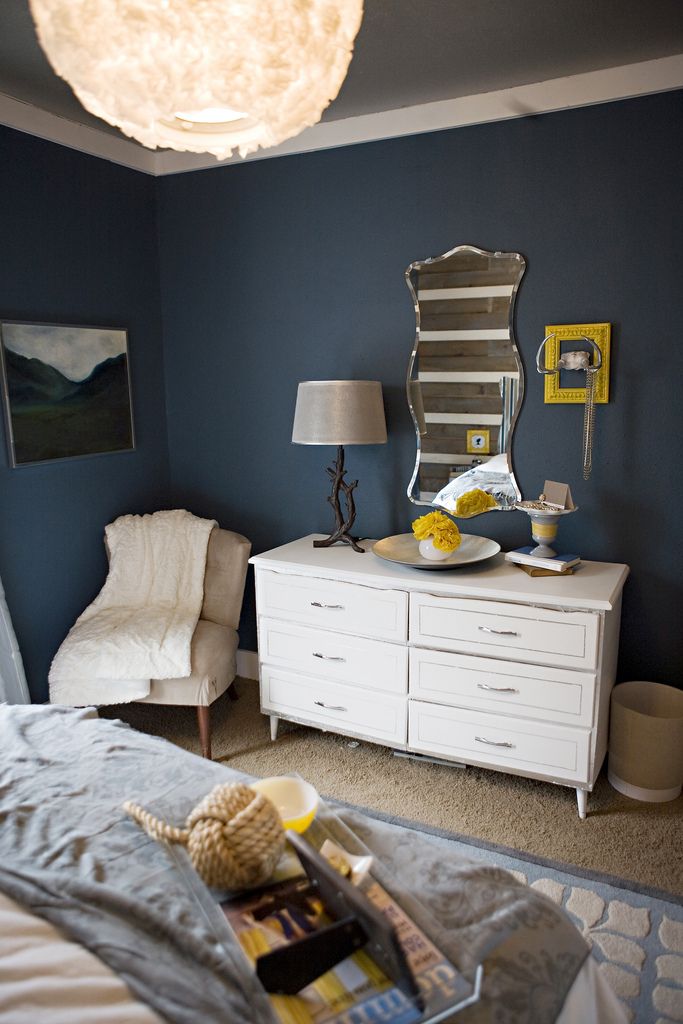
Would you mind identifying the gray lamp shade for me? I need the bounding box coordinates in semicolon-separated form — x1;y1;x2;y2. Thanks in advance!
292;380;387;445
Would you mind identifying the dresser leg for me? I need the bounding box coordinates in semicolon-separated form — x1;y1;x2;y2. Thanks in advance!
576;788;588;820
270;715;279;742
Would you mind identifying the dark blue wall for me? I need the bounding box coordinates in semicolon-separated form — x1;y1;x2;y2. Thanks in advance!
2;91;682;702
0;128;171;701
158;90;683;685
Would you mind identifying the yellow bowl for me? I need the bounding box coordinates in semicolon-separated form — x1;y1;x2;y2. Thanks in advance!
250;776;319;833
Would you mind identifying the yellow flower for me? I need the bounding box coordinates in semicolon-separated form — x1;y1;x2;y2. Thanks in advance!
411;511;461;552
454;488;497;517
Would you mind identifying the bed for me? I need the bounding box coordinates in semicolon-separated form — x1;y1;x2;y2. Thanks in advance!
0;703;626;1023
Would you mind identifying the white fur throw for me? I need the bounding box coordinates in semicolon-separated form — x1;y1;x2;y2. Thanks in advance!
49;510;217;706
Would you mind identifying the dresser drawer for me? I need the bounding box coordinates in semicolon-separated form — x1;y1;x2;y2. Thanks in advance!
410;648;595;726
256;570;408;643
261;666;407;747
259;618;408;695
409;700;589;783
410;593;599;670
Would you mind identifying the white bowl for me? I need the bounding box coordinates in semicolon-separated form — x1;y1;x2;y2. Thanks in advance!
250;776;319;833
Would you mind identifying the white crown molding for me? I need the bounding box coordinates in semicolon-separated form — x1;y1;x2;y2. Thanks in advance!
155;54;683;175
1;54;682;177
0;91;156;173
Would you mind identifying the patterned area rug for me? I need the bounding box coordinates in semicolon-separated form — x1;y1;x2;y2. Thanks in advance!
339;805;683;1024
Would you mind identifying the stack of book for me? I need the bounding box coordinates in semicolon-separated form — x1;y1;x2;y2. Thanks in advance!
505;546;580;576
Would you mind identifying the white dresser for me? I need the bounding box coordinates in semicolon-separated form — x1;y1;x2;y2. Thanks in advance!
249;536;629;818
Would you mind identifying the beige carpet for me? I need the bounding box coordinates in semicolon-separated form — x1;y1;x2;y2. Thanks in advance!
100;680;683;898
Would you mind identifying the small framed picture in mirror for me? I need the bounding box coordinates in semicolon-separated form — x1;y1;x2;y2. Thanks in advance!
466;429;490;454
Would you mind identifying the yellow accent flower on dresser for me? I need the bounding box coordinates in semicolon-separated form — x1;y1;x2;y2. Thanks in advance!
411;511;461;552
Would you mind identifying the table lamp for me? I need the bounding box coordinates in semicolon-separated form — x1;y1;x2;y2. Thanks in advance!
292;380;387;552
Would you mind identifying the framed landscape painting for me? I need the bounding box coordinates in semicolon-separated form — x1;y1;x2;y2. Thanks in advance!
0;321;135;467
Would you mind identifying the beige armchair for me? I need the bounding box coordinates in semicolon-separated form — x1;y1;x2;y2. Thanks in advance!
133;527;251;759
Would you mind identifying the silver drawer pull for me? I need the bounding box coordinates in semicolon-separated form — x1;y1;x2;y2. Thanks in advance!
310;601;344;610
312;652;346;662
475;735;515;748
478;626;520;637
477;683;519;693
314;700;347;712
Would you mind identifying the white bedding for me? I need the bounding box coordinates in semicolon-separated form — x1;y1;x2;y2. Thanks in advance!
48;510;215;705
0;892;161;1024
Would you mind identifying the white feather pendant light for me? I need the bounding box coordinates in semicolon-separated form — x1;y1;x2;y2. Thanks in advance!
29;0;363;160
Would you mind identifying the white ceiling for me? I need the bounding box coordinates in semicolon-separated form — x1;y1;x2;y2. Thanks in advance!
1;0;682;175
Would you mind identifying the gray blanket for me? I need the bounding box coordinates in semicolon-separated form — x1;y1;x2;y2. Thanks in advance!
0;704;588;1023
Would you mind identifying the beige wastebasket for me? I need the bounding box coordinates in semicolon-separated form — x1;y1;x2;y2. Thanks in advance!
608;681;683;802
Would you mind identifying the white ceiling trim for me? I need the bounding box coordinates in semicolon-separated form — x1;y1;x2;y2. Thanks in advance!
0;91;156;173
156;54;683;175
1;54;681;177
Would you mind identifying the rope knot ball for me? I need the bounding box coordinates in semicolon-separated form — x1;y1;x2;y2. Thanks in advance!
123;782;285;889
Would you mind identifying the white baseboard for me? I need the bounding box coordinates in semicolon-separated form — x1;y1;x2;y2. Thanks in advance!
236;648;259;680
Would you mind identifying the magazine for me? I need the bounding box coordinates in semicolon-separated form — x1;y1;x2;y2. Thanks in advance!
220;839;479;1024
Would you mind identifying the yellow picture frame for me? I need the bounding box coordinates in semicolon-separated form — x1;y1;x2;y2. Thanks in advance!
466;428;490;454
543;322;611;404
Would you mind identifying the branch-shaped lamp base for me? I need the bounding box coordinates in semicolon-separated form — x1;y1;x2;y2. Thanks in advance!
313;445;365;553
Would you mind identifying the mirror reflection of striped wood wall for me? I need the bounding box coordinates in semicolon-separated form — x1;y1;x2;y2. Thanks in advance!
410;250;523;501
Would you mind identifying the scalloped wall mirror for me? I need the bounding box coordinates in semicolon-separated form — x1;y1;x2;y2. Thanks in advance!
405;244;526;516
